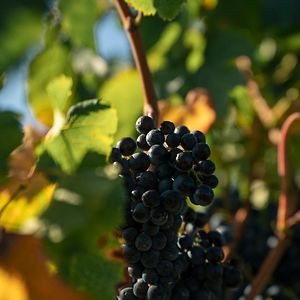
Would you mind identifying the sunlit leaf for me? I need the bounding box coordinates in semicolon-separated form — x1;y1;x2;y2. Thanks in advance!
125;0;156;15
99;69;143;141
39;100;117;174
154;0;186;20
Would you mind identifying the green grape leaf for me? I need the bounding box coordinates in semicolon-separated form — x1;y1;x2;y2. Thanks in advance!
0;112;22;181
59;0;101;48
125;0;156;15
99;69;143;142
28;42;72;127
154;0;186;20
69;253;123;300
39;100;117;174
46;75;73;113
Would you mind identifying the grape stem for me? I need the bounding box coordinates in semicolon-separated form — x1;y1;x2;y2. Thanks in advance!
114;0;159;124
276;112;300;233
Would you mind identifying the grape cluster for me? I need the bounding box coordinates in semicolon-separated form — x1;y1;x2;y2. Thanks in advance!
111;116;241;300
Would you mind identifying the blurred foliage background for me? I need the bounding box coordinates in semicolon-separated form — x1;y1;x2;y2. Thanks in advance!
0;0;300;299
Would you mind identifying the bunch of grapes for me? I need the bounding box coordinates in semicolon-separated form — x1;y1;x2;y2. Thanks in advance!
110;116;241;300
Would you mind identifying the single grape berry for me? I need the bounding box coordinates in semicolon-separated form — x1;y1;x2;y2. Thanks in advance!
129;152;150;172
195;159;215;175
148;145;168;165
138;171;157;189
188;246;206;264
175;152;194;171
135;232;152;252
142;190;160;208
155;163;174;179
141;250;160;268
136;116;155;134
146;129;165;146
161;244;179;261
132;203;150;223
142;268;159;284
150;206;169;225
156;260;173;276
158;178;173;193
119;287;138;300
147;285;166;300
152;232;167;250
142;222;159;236
117;137;137;156
123;244;141;264
205;262;223;280
173;174;196;195
160;190;183;213
166;133;181;148
169;147;182;163
206;246;224;263
207;230;223;247
136;134;150;151
200;174;219;188
181;133;197;150
133;279;149;298
177;235;194;250
192;143;211;162
122;227;138;244
190;185;214;206
160;120;175;135
174;125;190;137
191;130;206;143
128;263;143;280
109;147;122;163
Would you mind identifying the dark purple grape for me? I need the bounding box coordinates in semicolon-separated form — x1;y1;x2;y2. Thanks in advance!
155;163;174;179
122;227;138;244
175;152;194;171
181;133;197;150
166;133;181;148
223;265;242;288
199;174;218;188
141;250;160;268
190;185;214;206
187;246;205;264
158;178;173;194
146;129;165;146
169;147;182;163
128;263;143;280
129;152;150;172
133;278;148;298
205;262;223;280
160;120;175;135
142;190;160;208
152;232;167;250
142;222;159;236
136;134;150;151
148;145;168;165
156;260;173;276
173;174;196;195
147;285;166;300
117;137;137;156
150;206;168;226
177;235;194;251
206;246;224;263
161;244;179;261
109;147;122;163
123;244;141;264
195;159;215;175
119;287;138;300
113;158;130;175
207;231;223;247
142;268;159;284
192;143;211;162
174;125;190;137
135;232;152;252
191;130;206;143
136;116;155;134
132;203;150;223
194;212;209;228
171;283;190;300
138;171;157;189
160;190;184;213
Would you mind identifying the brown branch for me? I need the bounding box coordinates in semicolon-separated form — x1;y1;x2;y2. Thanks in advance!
277;112;300;232
245;236;290;300
114;0;159;124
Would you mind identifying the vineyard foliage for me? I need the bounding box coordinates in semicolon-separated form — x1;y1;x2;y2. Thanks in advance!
0;0;300;299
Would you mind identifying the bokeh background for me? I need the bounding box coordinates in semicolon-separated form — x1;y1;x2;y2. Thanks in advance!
0;0;300;299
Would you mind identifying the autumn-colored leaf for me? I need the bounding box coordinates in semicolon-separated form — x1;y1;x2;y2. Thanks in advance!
159;88;216;132
0;234;88;300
